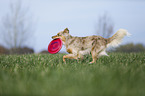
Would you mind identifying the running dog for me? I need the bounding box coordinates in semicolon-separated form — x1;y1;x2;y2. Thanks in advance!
52;28;130;63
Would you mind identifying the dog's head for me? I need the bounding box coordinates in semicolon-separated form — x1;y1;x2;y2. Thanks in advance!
52;28;70;42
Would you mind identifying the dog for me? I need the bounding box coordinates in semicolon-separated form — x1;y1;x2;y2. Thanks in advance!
52;28;130;63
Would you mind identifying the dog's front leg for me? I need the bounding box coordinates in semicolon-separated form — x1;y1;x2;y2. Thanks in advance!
63;54;78;62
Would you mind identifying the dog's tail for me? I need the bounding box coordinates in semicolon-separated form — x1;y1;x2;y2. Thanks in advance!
107;29;131;48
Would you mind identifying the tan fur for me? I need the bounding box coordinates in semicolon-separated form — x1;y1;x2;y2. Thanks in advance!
67;49;72;53
52;28;130;64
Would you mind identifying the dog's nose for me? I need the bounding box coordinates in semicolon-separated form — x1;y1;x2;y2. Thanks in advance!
52;36;54;39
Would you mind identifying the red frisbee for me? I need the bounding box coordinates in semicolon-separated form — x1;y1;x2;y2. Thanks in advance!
48;38;62;54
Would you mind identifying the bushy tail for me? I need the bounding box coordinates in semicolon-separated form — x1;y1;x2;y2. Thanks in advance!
107;29;131;47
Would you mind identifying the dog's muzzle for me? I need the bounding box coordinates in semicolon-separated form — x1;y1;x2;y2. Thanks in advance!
52;35;59;39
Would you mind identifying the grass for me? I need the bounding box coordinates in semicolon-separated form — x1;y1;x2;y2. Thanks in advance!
0;53;145;96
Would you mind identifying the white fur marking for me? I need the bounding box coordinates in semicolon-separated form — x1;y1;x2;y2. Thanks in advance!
98;50;108;57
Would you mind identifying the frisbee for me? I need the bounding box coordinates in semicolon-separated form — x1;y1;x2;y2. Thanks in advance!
48;38;62;54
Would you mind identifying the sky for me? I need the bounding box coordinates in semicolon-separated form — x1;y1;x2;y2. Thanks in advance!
0;0;145;53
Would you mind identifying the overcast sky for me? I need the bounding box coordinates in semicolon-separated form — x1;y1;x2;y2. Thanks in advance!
0;0;145;53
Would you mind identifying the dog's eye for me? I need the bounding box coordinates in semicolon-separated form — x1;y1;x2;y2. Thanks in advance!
57;34;61;36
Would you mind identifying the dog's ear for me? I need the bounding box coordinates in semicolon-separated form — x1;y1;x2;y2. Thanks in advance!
64;28;69;33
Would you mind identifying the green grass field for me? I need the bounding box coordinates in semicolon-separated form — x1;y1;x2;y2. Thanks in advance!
0;53;145;96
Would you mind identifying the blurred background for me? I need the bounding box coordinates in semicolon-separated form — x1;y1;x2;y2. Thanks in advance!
0;0;145;54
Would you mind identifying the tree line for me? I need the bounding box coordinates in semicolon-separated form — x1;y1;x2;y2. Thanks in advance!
0;0;34;55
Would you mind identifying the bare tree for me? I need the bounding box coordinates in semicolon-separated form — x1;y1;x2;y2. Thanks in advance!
96;13;114;38
0;0;34;49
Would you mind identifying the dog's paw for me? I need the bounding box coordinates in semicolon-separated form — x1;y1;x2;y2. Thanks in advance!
89;62;94;64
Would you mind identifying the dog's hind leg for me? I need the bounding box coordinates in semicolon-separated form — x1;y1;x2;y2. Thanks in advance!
90;46;105;64
63;54;78;62
90;50;98;64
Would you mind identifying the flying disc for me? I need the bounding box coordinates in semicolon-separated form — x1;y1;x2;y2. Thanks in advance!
48;38;62;54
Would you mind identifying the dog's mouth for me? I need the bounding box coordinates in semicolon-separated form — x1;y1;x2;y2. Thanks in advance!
52;35;60;39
